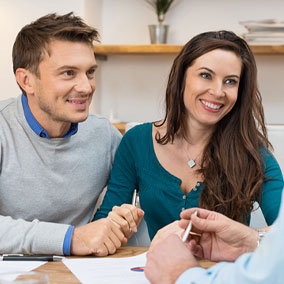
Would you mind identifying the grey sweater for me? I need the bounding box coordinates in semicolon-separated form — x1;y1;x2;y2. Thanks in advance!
0;96;121;255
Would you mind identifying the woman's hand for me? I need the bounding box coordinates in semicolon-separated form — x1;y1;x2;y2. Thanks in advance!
107;204;144;239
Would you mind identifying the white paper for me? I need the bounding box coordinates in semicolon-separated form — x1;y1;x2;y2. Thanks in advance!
63;252;150;284
0;261;46;280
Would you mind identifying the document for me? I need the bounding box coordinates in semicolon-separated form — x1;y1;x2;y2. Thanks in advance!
63;252;150;284
0;261;46;274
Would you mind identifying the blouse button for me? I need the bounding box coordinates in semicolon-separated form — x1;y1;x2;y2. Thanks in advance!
181;207;185;211
182;195;186;200
193;187;197;191
196;182;200;187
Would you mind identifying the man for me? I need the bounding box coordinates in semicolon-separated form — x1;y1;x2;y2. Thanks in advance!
145;192;284;283
0;12;126;256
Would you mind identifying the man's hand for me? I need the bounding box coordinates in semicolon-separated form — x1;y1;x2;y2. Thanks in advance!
145;234;199;284
107;204;144;239
150;220;184;249
180;208;259;262
70;218;127;256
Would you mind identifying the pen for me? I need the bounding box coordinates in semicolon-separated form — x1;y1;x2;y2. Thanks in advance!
129;189;138;233
182;210;198;243
132;189;137;206
0;254;64;261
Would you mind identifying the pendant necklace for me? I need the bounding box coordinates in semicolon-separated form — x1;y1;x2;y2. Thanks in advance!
183;141;202;169
188;158;197;168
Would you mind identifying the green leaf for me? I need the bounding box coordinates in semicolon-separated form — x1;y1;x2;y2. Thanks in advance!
145;0;175;22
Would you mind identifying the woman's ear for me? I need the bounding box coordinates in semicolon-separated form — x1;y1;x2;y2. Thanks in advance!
15;68;36;95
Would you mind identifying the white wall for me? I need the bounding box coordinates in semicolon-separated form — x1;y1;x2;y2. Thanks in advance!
0;0;85;101
1;0;284;124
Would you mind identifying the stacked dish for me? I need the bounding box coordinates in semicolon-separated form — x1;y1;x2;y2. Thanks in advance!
240;20;284;44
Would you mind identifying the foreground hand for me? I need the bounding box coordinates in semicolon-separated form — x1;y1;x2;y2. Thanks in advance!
108;204;144;239
150;220;184;249
71;218;127;256
180;208;259;262
145;234;199;284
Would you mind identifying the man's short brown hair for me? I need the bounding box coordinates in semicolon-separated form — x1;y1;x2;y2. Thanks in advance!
12;12;99;77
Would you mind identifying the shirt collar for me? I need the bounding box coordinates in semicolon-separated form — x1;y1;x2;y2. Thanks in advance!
21;94;78;139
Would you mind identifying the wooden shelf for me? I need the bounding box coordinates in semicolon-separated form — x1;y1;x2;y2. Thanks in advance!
94;44;181;55
94;44;284;57
250;45;284;54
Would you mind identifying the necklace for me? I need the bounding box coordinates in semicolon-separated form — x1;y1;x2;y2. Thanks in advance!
183;141;203;168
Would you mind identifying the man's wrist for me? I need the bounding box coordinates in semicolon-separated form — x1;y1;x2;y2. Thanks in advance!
242;228;259;251
63;226;74;256
256;230;268;247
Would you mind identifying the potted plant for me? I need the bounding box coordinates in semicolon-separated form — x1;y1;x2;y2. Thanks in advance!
145;0;176;44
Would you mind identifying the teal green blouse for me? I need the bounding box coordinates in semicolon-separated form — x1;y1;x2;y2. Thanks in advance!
94;123;284;240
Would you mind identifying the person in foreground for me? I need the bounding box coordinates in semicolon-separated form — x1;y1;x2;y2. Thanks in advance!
94;30;283;240
144;191;284;284
0;13;125;256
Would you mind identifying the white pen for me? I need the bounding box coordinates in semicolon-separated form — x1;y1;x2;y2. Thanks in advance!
132;189;137;206
129;189;138;233
182;210;198;243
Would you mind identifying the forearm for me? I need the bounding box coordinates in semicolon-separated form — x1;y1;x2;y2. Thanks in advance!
93;187;133;220
94;130;138;221
0;215;69;255
178;244;283;284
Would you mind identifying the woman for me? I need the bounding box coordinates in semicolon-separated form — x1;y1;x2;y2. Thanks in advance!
94;31;283;241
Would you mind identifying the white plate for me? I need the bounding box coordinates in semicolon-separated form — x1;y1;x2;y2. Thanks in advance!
240;20;284;32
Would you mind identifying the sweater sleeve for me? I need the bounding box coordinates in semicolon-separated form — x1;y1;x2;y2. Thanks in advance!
260;148;284;225
0;215;70;255
94;126;138;220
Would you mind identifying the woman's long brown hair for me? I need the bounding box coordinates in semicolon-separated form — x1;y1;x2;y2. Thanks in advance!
155;31;271;223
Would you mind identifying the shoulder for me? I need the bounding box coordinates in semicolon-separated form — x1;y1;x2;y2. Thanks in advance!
124;122;152;140
0;97;19;131
82;113;113;128
80;114;120;135
79;113;122;147
260;146;277;164
260;146;283;178
114;122;153;163
0;98;17;114
115;122;153;153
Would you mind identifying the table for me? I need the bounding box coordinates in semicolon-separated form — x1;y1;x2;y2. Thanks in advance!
34;246;216;283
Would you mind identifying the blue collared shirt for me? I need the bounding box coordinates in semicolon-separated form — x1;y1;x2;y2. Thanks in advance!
21;94;78;139
21;94;77;255
176;190;284;284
